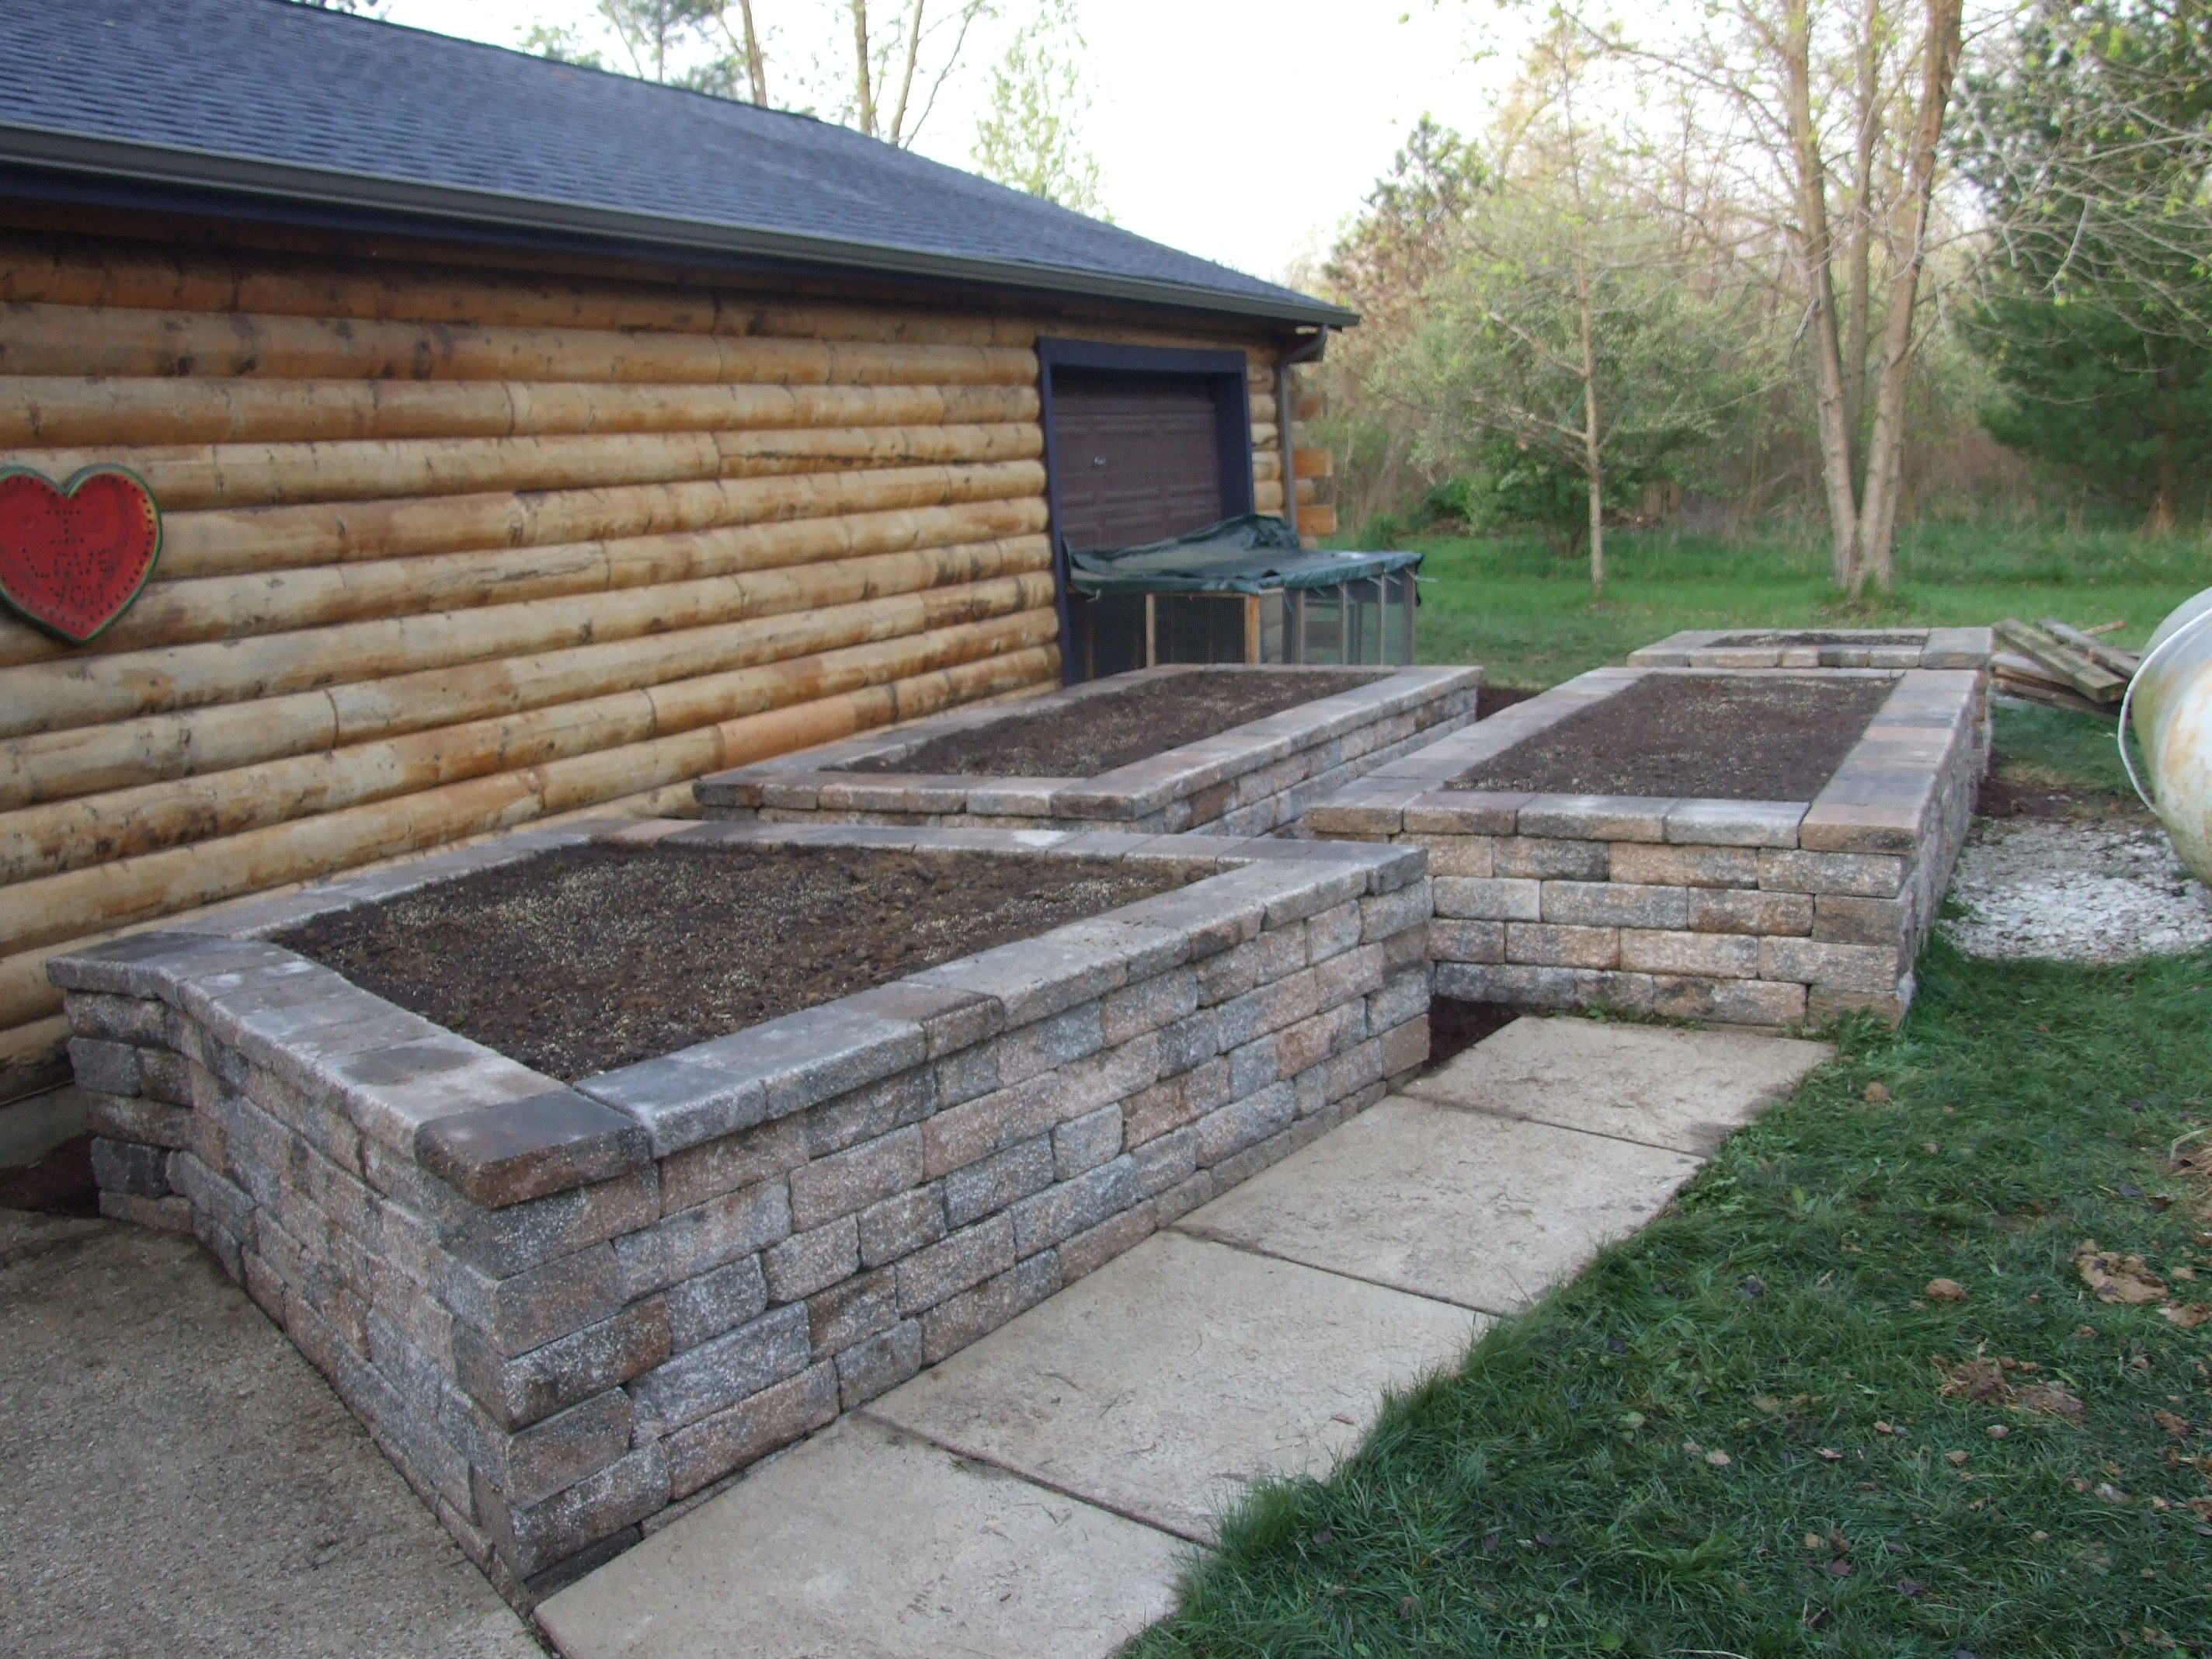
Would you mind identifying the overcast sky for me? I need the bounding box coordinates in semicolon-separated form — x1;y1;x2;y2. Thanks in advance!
372;0;1529;287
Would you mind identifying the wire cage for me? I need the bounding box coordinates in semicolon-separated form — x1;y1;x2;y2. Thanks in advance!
1063;516;1421;682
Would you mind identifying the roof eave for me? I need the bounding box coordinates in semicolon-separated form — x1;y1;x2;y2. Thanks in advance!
0;122;1361;330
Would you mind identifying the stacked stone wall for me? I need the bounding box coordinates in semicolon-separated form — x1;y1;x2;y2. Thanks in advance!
1310;667;1988;1026
54;823;1429;1599
697;665;1480;836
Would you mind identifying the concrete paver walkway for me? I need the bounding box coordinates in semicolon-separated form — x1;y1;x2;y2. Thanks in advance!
1399;1014;1830;1156
540;1015;1828;1658
870;1231;1476;1543
1180;1098;1702;1313
534;1415;1184;1659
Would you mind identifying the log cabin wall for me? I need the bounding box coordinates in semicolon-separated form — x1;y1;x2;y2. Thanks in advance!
0;213;1312;1099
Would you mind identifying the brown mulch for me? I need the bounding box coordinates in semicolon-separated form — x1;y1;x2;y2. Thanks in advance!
1477;685;1543;717
1424;998;1526;1070
840;668;1379;779
278;843;1191;1083
1451;673;1895;802
0;1134;99;1218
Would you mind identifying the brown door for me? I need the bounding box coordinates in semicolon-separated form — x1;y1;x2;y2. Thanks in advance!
1050;372;1226;551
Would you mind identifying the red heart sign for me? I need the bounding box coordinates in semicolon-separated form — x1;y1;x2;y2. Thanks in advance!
0;466;162;645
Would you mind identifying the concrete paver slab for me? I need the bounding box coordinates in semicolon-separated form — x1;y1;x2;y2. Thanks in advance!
0;1209;537;1659
1400;1015;1830;1154
866;1231;1476;1544
536;1415;1183;1659
1176;1098;1703;1313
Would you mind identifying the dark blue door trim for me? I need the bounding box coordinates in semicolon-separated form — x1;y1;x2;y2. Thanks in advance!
1036;336;1258;683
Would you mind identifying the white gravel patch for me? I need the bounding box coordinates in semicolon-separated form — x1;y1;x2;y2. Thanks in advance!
1941;819;2212;964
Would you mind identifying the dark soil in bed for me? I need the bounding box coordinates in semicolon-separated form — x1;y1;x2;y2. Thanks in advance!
840;668;1379;778
1705;630;1925;647
1452;673;1894;801
278;843;1191;1083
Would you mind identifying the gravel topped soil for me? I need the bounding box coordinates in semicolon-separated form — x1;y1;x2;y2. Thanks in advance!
1940;819;2212;963
840;668;1379;779
1452;673;1895;801
279;843;1191;1083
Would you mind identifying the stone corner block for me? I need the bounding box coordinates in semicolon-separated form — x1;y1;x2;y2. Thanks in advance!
45;931;229;996
415;1088;652;1209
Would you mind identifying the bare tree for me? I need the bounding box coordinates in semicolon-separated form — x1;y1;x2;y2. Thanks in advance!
844;1;994;147
1604;0;1966;595
523;1;989;145
698;1;770;103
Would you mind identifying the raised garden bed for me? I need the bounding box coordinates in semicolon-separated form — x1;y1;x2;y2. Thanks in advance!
50;820;1433;1603
694;663;1482;838
1310;666;1988;1027
1628;625;1993;671
1451;673;1895;802
278;843;1186;1083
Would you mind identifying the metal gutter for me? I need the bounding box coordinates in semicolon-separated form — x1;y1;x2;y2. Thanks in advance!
0;121;1361;330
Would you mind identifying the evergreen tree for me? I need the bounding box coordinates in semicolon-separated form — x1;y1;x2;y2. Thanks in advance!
1956;0;2212;526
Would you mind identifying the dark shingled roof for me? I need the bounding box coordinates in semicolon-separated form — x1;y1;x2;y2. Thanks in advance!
0;0;1351;327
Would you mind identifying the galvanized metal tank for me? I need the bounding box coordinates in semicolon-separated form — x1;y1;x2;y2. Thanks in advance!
2125;587;2212;885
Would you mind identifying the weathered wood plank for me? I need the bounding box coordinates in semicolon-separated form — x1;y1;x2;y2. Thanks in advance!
0;589;1054;882
0;231;1031;344
0;523;1054;735
0;548;1051;809
1995;618;2127;703
0;484;1047;666
0;629;1057;979
0;301;1040;385
714;423;1041;477
0;375;1041;447
138;457;1049;581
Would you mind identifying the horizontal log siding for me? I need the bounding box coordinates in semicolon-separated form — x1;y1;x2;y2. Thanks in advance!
0;227;1284;1095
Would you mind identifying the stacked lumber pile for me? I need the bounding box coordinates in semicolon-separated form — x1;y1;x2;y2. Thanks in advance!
1991;618;2140;717
0;221;1296;1097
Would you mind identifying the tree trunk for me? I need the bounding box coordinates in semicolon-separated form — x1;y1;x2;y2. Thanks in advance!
736;1;767;103
1852;0;1963;598
850;1;878;137
1780;0;1862;589
1842;0;1881;453
2145;439;2178;534
1578;252;1605;598
888;0;927;145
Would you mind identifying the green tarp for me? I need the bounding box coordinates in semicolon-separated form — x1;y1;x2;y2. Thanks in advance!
1066;514;1423;596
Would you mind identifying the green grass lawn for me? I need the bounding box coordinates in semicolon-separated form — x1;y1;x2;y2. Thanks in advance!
1396;521;2208;688
1134;704;2212;1657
